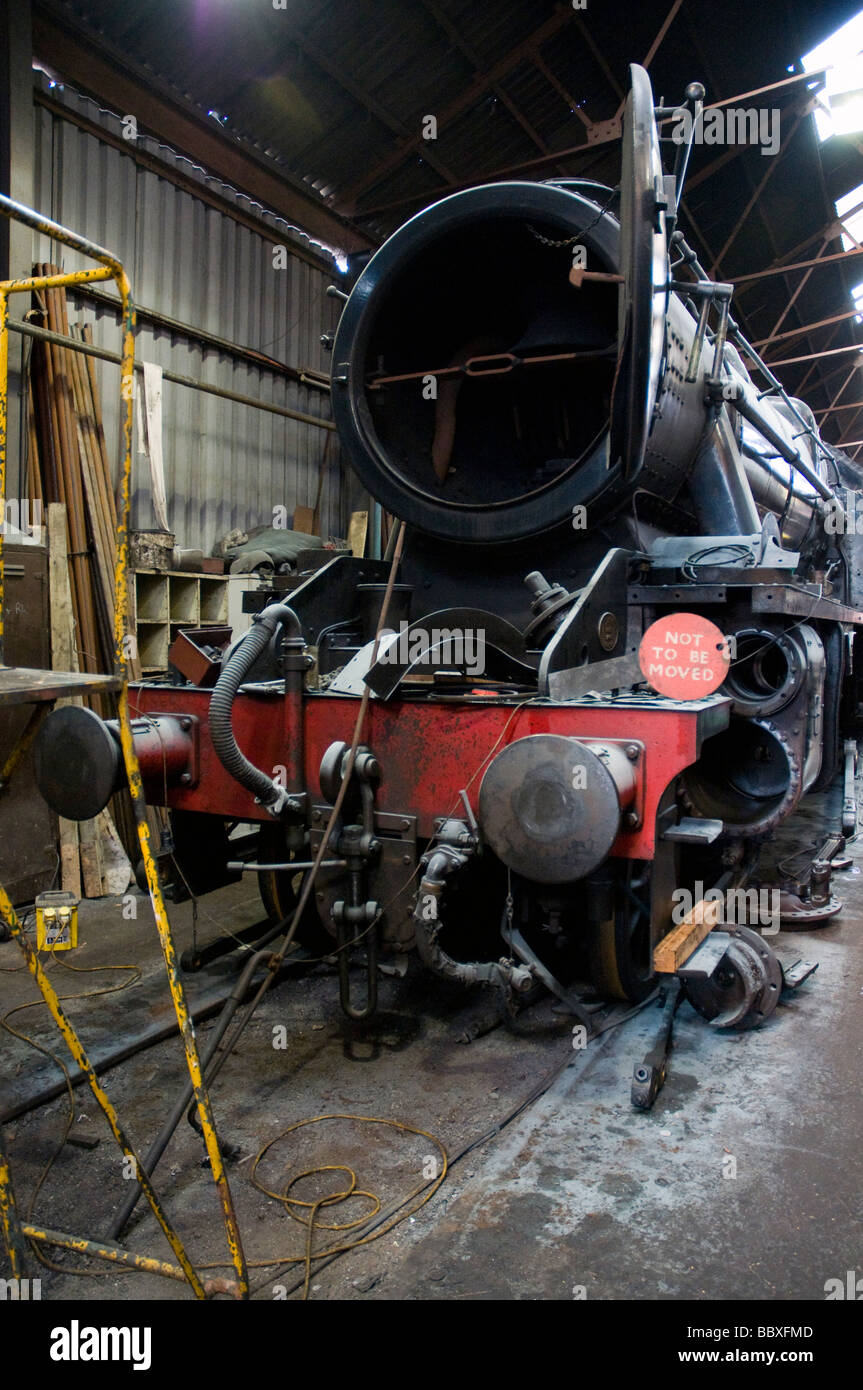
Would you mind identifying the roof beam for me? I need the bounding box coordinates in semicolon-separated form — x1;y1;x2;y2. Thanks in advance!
288;23;458;187
795;323;844;396
756;307;862;354
682;16;840;408
756;235;833;347
731;244;863;285
350;131;618;226
420;0;566;170
613;0;685;119
767;342;863;367
814;399;863;415
707;107;808;278
532;51;594;132
333;4;574;214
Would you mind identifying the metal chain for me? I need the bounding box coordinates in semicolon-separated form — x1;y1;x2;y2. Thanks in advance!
524;186;619;249
526;226;584;248
503;867;515;962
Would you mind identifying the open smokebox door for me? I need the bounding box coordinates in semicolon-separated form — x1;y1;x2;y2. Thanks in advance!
612;62;671;481
331;181;623;545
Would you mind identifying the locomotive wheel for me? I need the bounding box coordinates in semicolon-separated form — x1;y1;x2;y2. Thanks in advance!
257;824;333;954
587;864;655;1002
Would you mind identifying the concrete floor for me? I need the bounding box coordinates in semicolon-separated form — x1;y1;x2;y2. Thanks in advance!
0;771;860;1302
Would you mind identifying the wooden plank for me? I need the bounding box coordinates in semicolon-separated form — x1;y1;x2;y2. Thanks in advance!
653;897;723;975
348;510;368;558
292;505;316;535
311;432;332;535
139;361;170;532
69;333;114;613
95;810;131;895
78;817;104;899
47;502;81;899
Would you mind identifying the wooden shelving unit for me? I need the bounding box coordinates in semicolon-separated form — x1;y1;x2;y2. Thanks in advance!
132;570;230;674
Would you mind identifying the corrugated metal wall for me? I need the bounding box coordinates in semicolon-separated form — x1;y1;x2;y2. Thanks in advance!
29;77;349;553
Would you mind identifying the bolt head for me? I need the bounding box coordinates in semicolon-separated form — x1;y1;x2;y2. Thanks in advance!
625;743;639;761
180;772;192;785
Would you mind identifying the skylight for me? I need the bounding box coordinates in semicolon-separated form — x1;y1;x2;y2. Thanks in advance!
853;279;863;322
802;9;863;140
836;185;863;249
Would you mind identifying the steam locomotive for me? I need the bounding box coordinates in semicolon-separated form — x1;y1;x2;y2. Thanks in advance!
34;67;863;1031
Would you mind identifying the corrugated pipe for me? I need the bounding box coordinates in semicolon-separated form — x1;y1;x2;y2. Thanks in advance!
209;603;301;814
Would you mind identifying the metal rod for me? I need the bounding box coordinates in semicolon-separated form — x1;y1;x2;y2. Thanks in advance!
368;345;614;389
9;318;336;432
71;282;316;386
227;859;347;872
728;387;833;500
21;1222;238;1291
107;930;289;1241
0;1129;27;1279
671;82;705;213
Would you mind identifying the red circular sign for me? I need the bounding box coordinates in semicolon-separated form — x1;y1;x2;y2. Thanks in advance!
638;612;731;699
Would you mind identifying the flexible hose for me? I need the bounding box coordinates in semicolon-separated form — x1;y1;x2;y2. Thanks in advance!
413;852;529;992
209;603;301;811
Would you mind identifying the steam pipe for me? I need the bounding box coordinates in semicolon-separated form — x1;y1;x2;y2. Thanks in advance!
721;382;834;502
413;845;532;992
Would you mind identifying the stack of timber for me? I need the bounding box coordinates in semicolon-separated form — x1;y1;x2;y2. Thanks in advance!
28;268;120;676
27;264;136;892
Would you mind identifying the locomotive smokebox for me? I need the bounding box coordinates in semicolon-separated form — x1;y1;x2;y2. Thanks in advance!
478;734;637;884
331;167;714;546
331;181;622;544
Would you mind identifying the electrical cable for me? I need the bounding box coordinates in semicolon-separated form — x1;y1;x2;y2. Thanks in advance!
233;990;657;1299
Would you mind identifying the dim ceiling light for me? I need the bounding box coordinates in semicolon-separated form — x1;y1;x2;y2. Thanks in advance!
802;8;863;140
